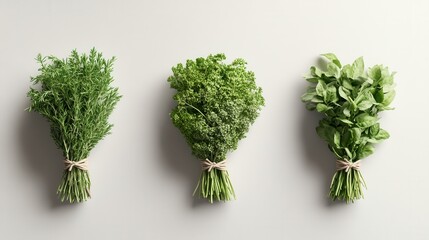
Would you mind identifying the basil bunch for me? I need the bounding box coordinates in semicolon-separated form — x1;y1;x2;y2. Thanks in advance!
302;53;395;203
168;54;264;203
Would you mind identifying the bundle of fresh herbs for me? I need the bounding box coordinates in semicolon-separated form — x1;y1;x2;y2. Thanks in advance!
27;49;121;203
301;53;395;203
168;54;264;203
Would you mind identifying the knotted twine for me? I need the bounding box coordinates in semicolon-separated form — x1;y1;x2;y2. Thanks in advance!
336;159;361;172
64;158;88;171
201;159;227;172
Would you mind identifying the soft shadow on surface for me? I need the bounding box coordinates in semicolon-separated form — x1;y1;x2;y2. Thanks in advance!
298;85;346;207
19;104;72;208
157;82;213;208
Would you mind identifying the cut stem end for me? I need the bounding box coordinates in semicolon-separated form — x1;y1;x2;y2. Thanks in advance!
194;169;236;203
329;169;366;203
57;168;91;203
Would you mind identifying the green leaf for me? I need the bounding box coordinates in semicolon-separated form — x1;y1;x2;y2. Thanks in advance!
311;96;324;103
342;78;353;90
348;96;357;110
341;65;354;79
357;144;375;159
306;102;316;111
375;129;390;140
325;84;338;103
322;53;342;68
317;123;336;144
369;123;380;136
357;100;373;111
316;103;330;112
341;130;352;146
310;66;323;78
368;65;382;82
352;57;364;78
327;62;341;78
316;80;327;97
301;92;316;102
334;131;341;148
350;128;361;143
355;113;378;128
380;67;394;87
316;126;328;141
367;138;380;144
338;118;353;125
366;90;377;104
382;90;395;107
343;107;351;117
338;86;349;100
305;77;319;83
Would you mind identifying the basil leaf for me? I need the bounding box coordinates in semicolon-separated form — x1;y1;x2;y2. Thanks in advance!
334;131;341;148
369;123;380;136
342;78;353;90
310;66;323;78
375;129;390;140
356;113;378;128
352;57;364;78
382;90;396;107
316;80;327;98
338;86;349;100
357;144;375;159
351;128;361;143
322;53;342;68
316;103;330;112
327;62;341;78
301;92;316;102
357;100;373;111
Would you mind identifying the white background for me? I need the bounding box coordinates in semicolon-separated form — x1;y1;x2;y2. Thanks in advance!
1;0;428;239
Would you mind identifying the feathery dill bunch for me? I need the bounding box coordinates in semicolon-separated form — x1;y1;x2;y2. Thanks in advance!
168;54;264;203
301;53;395;203
27;48;121;203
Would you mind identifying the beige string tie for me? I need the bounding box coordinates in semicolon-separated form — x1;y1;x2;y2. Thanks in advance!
336;159;361;172
64;158;88;171
201;159;227;172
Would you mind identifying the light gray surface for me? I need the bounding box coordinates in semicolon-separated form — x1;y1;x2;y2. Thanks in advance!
1;0;428;239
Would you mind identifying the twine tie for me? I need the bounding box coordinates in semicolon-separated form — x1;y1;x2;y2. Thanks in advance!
64;158;88;171
201;159;227;172
336;159;361;172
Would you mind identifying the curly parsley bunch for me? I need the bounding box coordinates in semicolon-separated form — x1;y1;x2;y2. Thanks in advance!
302;53;395;203
168;54;264;203
27;49;121;203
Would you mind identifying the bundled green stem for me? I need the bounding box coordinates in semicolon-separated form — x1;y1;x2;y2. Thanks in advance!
194;169;235;203
330;168;366;203
58;169;91;203
27;48;121;203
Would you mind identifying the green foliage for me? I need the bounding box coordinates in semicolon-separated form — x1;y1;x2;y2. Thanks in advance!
27;49;121;203
302;53;395;203
168;54;264;202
